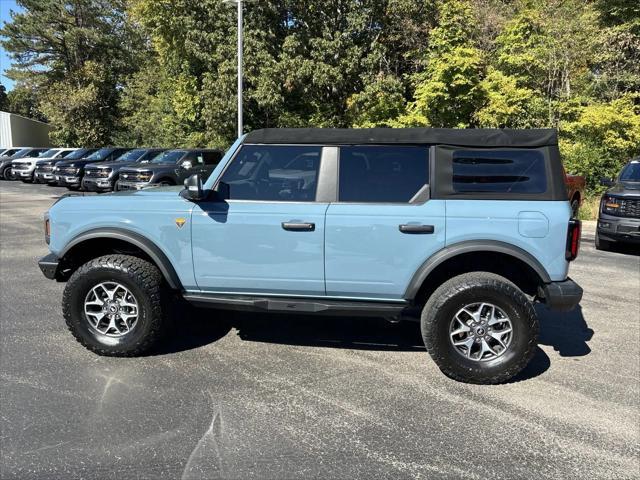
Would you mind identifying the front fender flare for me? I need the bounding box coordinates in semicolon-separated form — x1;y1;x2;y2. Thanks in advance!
60;227;183;290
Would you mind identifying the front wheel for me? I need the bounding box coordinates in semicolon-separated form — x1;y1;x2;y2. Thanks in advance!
62;254;169;356
595;231;612;251
1;165;15;180
421;272;538;384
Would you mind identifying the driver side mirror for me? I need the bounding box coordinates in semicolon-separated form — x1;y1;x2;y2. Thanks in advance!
181;173;204;201
600;177;615;187
213;181;230;200
180;160;192;170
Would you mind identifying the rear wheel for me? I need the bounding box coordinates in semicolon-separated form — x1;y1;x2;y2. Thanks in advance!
570;197;580;218
62;254;169;356
421;272;538;384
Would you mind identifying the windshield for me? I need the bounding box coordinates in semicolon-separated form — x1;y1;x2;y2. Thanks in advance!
115;149;145;162
11;148;34;159
85;148;113;161
151;150;186;164
39;149;59;158
65;149;91;160
2;148;20;157
620;162;640;182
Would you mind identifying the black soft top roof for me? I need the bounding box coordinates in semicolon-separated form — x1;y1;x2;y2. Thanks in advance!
244;128;558;148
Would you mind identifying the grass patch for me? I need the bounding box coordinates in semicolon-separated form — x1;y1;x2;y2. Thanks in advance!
578;196;600;221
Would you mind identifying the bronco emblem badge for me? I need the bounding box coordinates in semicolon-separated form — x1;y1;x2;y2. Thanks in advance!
175;218;187;228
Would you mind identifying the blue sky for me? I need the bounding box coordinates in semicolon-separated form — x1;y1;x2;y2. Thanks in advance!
1;0;21;91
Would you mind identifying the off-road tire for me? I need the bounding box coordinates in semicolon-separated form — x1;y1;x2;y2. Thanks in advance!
1;165;14;180
62;254;168;356
570;198;580;218
421;272;538;384
595;231;612;251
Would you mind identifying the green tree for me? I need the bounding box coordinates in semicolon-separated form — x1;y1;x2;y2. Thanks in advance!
402;0;485;127
561;95;640;190
1;0;146;145
0;83;8;111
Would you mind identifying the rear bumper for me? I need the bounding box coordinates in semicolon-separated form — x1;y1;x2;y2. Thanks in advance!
539;278;583;312
38;253;59;280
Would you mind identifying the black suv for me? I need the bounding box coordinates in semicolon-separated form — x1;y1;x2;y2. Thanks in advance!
34;148;97;184
596;159;640;250
54;147;130;190
82;148;165;192
116;149;223;190
0;148;48;179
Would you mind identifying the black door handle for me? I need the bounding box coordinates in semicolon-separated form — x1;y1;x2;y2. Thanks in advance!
282;222;315;232
399;224;435;234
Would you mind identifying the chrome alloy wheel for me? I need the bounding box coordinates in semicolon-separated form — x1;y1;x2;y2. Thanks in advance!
84;282;139;337
449;303;513;362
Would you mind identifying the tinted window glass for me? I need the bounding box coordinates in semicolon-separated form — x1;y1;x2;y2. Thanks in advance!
184;151;204;166
220;145;322;201
620;162;640;181
39;149;59;158
152;150;186;164
452;150;546;194
85;148;114;161
203;151;222;165
115;149;146;162
338;146;428;203
65;148;94;160
12;149;37;159
139;150;164;162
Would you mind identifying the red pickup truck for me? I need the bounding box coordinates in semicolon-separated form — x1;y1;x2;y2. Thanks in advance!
565;172;586;217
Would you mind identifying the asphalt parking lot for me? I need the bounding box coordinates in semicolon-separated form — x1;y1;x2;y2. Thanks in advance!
1;180;639;479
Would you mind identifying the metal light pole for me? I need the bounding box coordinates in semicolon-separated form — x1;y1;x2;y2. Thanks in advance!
223;0;246;138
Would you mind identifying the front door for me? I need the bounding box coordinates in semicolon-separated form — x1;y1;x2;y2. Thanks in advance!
192;144;328;296
324;145;446;300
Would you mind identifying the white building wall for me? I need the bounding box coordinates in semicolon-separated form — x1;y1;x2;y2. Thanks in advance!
0;111;52;147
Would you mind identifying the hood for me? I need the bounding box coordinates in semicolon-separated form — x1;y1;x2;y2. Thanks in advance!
606;181;640;197
14;155;56;165
85;160;143;170
55;158;105;168
121;163;175;173
110;185;183;196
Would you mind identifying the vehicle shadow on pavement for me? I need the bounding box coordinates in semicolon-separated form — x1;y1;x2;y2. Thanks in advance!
155;308;425;354
512;305;593;382
536;304;593;357
152;308;234;355
153;304;593;383
232;313;426;351
606;243;640;257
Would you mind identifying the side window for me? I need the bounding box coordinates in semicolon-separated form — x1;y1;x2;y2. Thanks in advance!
338;146;429;203
110;149;126;161
452;150;547;194
203;151;222;165
219;145;322;201
183;151;203;166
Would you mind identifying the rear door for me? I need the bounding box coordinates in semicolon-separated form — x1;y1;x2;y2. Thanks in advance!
324;145;446;300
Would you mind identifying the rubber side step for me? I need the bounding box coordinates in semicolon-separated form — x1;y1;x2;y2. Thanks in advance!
183;293;409;317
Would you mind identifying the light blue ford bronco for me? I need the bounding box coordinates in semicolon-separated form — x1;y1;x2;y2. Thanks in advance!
39;128;583;384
